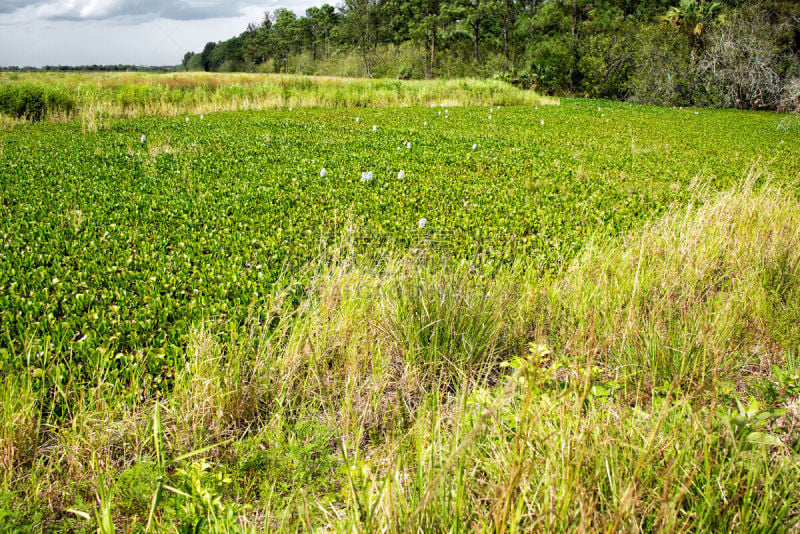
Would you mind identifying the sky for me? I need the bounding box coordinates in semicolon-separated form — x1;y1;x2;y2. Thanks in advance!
0;0;328;67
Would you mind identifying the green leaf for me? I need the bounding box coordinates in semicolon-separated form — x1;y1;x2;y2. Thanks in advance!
744;432;783;447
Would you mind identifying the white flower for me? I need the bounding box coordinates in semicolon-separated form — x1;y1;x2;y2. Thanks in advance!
373;125;377;132
418;218;426;229
424;121;427;126
695;111;699;115
472;144;477;150
540;120;545;126
140;135;146;143
356;117;360;123
406;142;411;149
490;107;494;112
398;170;405;179
438;111;441;115
200;114;204;119
597;107;601;111
186;117;189;122
361;171;373;182
489;114;492;120
320;168;327;178
289;107;293;111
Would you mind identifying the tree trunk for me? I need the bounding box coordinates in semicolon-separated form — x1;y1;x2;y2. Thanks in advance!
503;0;509;64
473;21;480;62
424;27;431;79
431;25;436;75
363;46;371;77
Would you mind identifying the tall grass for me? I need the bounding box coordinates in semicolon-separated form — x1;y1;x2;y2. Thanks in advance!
0;72;555;128
2;177;799;531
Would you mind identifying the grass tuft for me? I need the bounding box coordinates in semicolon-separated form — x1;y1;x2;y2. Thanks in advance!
2;177;799;531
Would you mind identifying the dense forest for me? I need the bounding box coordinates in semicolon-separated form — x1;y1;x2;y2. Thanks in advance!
181;0;800;110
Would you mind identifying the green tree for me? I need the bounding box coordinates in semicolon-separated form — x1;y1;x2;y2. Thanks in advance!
272;8;299;73
200;41;217;72
342;0;384;76
662;0;724;49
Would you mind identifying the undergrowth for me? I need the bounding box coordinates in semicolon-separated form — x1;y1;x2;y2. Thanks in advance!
0;73;554;128
2;176;799;532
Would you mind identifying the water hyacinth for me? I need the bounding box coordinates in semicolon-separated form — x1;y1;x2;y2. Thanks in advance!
320;168;327;178
418;218;426;229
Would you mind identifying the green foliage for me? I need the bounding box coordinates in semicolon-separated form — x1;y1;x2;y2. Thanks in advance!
165;0;800;110
116;462;162;517
0;83;76;121
0;490;43;532
167;460;246;534
2;94;800;531
234;421;342;511
1;98;797;405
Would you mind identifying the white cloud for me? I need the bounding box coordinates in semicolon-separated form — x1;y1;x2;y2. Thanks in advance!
0;1;327;66
31;0;245;21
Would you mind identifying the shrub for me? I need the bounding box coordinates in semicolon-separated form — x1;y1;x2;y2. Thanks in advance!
699;8;784;110
0;83;76;121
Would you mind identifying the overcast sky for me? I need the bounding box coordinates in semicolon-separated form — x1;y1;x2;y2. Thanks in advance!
0;0;328;67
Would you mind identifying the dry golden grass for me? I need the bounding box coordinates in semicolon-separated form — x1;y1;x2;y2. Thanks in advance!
3;176;799;531
0;72;556;129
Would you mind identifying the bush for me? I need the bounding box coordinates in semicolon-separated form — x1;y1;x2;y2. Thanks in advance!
0;83;76;121
780;76;800;112
699;8;784;109
626;24;697;106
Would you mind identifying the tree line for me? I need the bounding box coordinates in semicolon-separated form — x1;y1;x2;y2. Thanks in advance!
182;0;799;110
